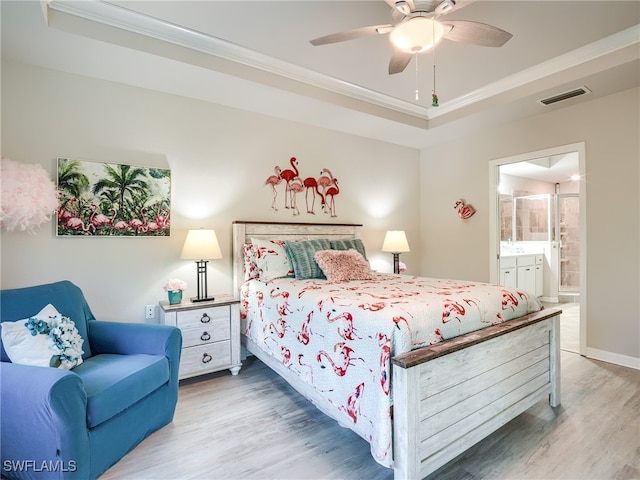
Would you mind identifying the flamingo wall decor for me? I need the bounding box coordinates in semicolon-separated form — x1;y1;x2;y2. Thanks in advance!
265;157;340;217
454;198;476;220
56;158;171;236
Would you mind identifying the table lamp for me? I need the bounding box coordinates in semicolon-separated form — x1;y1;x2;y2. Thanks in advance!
381;230;410;274
180;229;222;302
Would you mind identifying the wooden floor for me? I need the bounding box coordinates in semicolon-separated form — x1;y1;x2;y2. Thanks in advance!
102;351;639;480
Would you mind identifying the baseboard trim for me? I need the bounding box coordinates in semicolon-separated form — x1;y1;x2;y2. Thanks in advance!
586;348;640;370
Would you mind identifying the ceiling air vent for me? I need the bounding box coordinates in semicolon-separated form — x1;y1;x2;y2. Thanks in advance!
538;86;592;106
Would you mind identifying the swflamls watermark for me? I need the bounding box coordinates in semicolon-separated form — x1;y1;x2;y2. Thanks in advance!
3;459;77;473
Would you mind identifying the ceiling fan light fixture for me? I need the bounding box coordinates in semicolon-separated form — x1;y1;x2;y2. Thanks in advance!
390;16;445;53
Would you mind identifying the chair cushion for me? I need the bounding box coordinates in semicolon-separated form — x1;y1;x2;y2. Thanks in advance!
73;353;170;428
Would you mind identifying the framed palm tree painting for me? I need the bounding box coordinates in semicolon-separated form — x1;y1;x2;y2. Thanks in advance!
57;158;171;236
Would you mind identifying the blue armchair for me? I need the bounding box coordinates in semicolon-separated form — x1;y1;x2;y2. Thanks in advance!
0;281;182;479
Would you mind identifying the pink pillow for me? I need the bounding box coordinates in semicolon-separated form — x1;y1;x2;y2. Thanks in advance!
314;249;375;282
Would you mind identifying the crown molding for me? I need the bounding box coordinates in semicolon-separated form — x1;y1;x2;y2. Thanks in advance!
430;24;640;118
46;1;639;122
46;0;429;119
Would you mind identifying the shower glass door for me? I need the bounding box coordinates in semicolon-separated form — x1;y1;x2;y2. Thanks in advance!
558;194;580;293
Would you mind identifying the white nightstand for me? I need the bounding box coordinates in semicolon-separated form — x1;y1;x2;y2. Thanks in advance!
159;295;242;380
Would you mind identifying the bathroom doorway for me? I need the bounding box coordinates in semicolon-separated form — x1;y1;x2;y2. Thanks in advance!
489;143;586;355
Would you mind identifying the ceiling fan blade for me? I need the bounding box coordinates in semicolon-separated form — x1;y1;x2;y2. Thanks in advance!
389;49;414;74
442;20;512;47
310;24;393;46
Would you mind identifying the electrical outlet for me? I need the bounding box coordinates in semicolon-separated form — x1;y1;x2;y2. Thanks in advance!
145;305;155;319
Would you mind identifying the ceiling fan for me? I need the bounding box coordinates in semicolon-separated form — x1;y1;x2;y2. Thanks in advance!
310;0;513;75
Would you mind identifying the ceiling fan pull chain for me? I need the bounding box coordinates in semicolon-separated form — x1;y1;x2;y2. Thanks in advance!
432;21;439;107
415;53;419;101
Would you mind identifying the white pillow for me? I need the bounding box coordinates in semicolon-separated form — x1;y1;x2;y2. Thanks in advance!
1;304;84;370
250;238;294;282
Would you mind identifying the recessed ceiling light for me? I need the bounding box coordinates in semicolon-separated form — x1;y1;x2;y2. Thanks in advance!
570;174;581;182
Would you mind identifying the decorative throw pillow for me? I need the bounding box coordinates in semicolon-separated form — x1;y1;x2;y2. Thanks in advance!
314;249;375;282
251;238;294;282
1;304;84;370
330;238;367;259
285;238;331;279
242;243;260;281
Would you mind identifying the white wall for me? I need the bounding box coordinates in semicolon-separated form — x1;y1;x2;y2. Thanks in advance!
420;86;640;363
1;61;421;322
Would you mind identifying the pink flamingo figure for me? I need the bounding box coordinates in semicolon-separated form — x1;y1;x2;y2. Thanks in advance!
427;328;446;345
297;354;315;384
325;178;339;217
279;157;299;209
317;342;359;377
65;217;95;234
317;168;335;212
153;204;170;231
263;318;288;339
442;301;467;323
392;316;413;337
270;287;292;315
128;208;146;234
378;333;391;395
454;199;476;219
57;198;77;223
281;347;292;367
340;382;365;423
90;204;116;229
297;311;313;345
288;178;304;216
501;291;519;311
265;166;282;211
326;310;355;341
113;220;130;232
302;176;324;214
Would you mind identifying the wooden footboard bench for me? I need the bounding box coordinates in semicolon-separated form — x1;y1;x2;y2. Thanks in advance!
391;307;561;479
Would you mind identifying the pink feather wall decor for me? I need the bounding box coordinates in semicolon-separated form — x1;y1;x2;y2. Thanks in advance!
0;158;58;233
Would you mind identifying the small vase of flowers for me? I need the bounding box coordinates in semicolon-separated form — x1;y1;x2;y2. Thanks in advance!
164;278;187;305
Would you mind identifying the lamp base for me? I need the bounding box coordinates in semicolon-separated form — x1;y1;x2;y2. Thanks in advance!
191;296;215;303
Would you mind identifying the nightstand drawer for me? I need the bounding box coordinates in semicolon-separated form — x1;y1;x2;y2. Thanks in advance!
179;341;231;377
160;297;242;379
181;321;230;348
176;305;230;330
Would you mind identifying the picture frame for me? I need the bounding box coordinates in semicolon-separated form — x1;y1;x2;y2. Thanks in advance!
56;158;171;236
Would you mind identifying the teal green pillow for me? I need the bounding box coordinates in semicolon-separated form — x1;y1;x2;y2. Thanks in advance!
330;238;367;259
285;239;331;279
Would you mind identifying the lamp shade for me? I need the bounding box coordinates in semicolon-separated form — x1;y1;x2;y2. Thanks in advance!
180;229;222;260
389;16;444;53
381;230;410;253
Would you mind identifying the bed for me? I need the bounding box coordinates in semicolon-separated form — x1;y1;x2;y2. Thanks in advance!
232;221;561;480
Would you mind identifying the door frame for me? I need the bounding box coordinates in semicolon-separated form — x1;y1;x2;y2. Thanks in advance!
489;142;586;355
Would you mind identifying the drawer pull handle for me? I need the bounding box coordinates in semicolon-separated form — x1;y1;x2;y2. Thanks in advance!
200;332;211;341
200;313;211;323
202;353;212;364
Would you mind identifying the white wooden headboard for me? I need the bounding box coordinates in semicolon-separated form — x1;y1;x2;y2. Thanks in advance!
232;221;362;295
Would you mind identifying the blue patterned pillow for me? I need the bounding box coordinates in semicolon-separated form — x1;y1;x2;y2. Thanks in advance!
285;239;331;279
330;238;367;259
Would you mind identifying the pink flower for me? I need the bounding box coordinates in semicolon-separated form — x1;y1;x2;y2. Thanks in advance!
163;278;187;292
399;262;407;273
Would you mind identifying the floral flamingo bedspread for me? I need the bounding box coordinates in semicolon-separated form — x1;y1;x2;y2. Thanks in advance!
240;274;543;467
